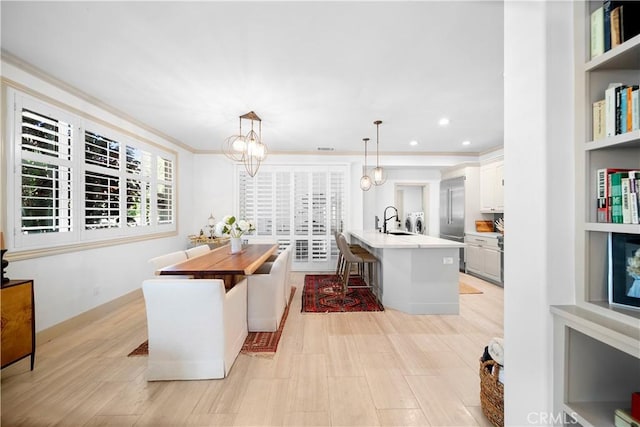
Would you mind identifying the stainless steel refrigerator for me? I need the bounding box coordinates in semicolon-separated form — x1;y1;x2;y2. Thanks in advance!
439;176;465;271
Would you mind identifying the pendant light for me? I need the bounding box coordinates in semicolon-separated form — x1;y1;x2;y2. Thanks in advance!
221;111;267;177
360;138;372;191
372;120;386;185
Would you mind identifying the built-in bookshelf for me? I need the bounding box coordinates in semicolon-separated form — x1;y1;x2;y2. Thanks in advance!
552;2;640;427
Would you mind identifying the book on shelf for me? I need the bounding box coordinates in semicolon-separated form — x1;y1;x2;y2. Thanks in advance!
630;171;640;224
606;83;623;137
621;87;628;133
596;168;632;223
601;1;640;53
631;86;639;131
610;171;627;223
593;99;606;140
611;6;622;48
591;6;605;58
622;176;631;223
619;2;640;43
604;83;639;136
604;0;614;51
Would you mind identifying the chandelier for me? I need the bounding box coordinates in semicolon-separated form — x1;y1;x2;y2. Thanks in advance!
360;138;372;191
372;120;386;185
222;111;267;177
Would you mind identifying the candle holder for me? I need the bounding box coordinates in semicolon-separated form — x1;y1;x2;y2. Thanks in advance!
207;213;216;239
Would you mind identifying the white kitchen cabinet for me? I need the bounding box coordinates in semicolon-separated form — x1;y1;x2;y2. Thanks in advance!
480;160;504;213
464;233;501;284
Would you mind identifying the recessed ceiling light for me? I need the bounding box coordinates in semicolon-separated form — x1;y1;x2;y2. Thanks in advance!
462;140;471;146
438;118;450;126
409;140;418;146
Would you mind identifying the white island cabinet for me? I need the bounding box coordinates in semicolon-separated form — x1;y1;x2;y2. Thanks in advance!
347;230;464;315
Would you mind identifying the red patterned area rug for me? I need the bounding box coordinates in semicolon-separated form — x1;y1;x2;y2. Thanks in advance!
128;286;296;357
241;286;296;354
302;274;384;313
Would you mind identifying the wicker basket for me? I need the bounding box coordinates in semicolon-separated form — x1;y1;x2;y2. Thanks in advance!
479;358;504;427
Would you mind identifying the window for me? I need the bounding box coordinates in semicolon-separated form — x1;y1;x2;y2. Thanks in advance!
238;165;347;271
9;89;176;252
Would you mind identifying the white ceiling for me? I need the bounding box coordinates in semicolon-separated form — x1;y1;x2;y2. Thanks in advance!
1;1;504;155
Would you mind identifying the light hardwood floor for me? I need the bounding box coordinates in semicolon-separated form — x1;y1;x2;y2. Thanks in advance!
1;272;503;426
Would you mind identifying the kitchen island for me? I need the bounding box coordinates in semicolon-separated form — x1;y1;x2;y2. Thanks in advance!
348;230;465;315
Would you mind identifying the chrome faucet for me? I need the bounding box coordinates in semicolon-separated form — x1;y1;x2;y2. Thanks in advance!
383;206;398;234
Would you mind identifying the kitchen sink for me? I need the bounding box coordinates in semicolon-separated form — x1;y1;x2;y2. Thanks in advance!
386;231;414;236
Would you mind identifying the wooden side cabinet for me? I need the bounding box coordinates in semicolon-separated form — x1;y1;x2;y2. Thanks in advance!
1;280;35;370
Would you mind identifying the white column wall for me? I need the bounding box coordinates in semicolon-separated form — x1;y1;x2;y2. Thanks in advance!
504;1;574;425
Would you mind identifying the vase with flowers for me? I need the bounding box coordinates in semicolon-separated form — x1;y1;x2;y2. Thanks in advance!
215;215;255;254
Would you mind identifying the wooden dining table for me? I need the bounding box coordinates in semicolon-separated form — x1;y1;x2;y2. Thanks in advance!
159;243;278;288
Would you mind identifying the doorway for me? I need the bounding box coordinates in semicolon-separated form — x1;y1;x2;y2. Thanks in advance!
394;183;431;235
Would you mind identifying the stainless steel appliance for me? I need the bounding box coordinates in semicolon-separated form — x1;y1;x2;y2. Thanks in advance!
439;176;465;271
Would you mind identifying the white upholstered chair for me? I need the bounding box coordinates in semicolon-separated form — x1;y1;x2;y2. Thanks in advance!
185;244;210;259
148;250;188;272
280;246;293;305
142;278;248;380
246;249;287;332
148;250;190;279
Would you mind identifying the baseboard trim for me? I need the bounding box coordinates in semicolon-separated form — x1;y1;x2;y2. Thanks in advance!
36;289;142;346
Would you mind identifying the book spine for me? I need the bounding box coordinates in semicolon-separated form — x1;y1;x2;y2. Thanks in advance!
611;6;621;47
604;0;612;52
606;84;622;137
621;177;631;223
628;87;634;133
630;172;640;224
633;87;639;131
615;85;626;135
610;172;627;224
593;99;606;140
621;87;628;133
591;6;605;58
597;168;608;222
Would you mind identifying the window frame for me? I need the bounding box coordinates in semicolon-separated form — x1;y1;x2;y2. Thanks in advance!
6;87;177;257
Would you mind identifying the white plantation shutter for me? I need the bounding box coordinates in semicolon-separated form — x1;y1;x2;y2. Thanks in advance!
19;107;74;238
156;156;174;225
125;146;151;227
84;131;121;230
10;89;177;251
238;165;347;271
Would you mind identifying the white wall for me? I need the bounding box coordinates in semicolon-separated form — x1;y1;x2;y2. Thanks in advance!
1;61;195;332
190;153;475;239
504;1;574;425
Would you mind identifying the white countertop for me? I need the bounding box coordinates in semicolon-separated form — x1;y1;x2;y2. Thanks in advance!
348;230;465;249
465;231;503;239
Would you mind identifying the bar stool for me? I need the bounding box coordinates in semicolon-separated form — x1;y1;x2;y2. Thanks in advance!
334;231;367;278
336;233;378;295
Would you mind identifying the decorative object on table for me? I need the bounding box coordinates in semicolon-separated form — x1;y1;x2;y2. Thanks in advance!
302;274;383;313
215;215;255;254
221;111;267;177
610;233;640;308
371;120;387;186
359;138;372;191
1;232;8;283
207;213;216;238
